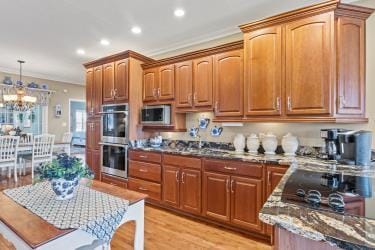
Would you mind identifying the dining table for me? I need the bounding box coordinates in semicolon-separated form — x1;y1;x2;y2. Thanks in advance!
0;180;147;250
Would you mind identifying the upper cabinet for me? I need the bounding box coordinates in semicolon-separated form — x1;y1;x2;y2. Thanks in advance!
214;50;244;117
90;65;102;117
285;13;332;115
240;1;374;123
244;26;282;116
143;64;175;103
175;57;213;110
103;59;129;104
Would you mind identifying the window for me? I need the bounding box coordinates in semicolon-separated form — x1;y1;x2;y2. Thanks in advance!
75;110;86;132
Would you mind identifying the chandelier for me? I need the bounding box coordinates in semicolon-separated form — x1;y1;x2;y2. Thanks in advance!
3;60;37;111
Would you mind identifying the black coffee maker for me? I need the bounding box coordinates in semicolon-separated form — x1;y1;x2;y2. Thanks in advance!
321;129;373;166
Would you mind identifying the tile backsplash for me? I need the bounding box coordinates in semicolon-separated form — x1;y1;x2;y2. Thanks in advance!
160;112;374;148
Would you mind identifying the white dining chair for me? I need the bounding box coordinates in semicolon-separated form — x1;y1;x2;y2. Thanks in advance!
22;134;55;180
0;136;20;182
20;133;33;144
62;132;73;144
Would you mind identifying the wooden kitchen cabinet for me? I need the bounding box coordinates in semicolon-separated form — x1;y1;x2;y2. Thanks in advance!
337;16;365;115
245;26;282;116
114;58;129;102
214;50;244;117
175;61;193;108
158;64;175;100
86;118;100;151
231;176;263;232
162;165;180;208
143;68;158;102
285;13;332;115
103;62;115;103
162;155;202;214
193;56;213;108
86;149;101;180
180;168;201;214
86;66;102;117
202;172;231;222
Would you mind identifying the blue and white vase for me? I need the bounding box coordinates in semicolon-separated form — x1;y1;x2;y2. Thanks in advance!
51;177;79;200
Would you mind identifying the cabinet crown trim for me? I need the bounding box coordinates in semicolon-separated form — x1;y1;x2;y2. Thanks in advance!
142;41;243;69
239;0;374;32
84;50;154;68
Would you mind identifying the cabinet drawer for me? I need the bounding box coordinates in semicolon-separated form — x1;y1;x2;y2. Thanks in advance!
129;160;161;182
129;150;162;163
128;177;161;201
163;154;201;170
204;159;263;178
101;173;127;189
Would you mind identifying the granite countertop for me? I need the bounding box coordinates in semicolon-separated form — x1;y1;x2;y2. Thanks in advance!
260;162;375;250
130;146;338;166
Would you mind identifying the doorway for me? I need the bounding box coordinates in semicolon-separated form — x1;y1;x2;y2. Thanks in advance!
69;99;86;146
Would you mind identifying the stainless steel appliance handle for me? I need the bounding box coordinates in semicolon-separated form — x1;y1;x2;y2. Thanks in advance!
99;142;128;148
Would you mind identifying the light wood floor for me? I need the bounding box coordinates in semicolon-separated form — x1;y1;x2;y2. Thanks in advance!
0;175;271;250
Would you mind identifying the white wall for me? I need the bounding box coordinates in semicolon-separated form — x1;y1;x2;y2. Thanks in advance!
160;0;375;148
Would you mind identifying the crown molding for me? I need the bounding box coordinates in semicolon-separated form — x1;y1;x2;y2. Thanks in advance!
0;66;84;86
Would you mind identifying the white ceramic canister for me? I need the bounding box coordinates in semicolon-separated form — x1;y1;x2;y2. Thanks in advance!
247;133;260;154
261;132;278;155
281;133;299;156
233;134;246;153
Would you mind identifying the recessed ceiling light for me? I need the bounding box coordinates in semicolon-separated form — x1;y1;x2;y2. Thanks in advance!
174;8;185;17
131;26;142;34
76;49;85;55
100;39;110;46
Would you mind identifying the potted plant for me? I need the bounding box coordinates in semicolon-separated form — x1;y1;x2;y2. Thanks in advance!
37;153;94;200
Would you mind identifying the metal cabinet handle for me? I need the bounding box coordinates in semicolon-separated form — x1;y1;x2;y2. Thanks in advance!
139;169;148;173
114;89;118;98
176;171;179;182
276;97;280;111
109;182;118;186
224;166;237;171
157;88;161;97
181;172;185;184
339;96;346;108
110;89;114;98
215;101;219;114
226;179;230;193
138;187;148;191
139;155;147;159
188;94;193;105
267;171;271;184
287;96;292;111
231;180;235;193
193;92;197;102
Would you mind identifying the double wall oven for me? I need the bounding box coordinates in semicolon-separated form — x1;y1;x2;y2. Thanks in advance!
99;104;128;178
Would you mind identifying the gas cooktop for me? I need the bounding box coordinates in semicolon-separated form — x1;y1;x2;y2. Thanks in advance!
281;169;374;219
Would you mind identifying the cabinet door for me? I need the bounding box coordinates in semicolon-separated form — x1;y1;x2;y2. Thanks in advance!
337;17;365;115
175;61;193;108
245;26;282;116
86;121;94;150
86;149;93;174
230;176;263;232
103;62;115;103
114;59;129;103
180;169;201;215
193;56;213;107
158;65;175;100
86;68;94;117
93;119;101;151
202;172;230;222
285;13;332;115
93;66;103;116
265;165;287;235
214;50;244;117
162;165;180;208
92;150;101;180
143;68;158;102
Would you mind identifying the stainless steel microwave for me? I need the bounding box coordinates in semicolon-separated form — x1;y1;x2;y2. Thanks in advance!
141;105;171;125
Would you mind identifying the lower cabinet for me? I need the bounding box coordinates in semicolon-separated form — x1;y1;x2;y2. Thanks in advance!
101;173;127;189
202;171;263;232
128;177;161;201
162;165;202;215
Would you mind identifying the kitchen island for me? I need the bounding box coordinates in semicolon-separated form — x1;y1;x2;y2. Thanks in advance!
260;162;375;250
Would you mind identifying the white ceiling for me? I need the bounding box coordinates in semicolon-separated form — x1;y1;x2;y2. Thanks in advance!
0;0;357;85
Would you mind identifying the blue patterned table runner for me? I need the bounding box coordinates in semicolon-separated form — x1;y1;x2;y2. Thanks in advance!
3;182;129;243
